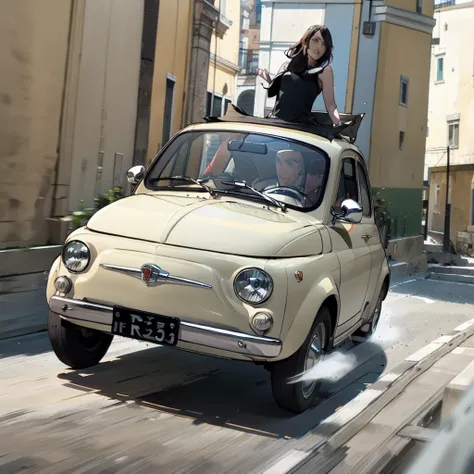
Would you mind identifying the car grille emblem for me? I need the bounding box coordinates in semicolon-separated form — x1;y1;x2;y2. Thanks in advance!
140;264;166;285
142;266;152;282
100;263;212;289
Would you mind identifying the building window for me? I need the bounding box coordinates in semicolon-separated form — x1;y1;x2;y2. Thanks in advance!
399;131;405;150
255;0;262;25
448;120;459;148
206;92;225;117
416;0;422;13
399;76;409;105
437;57;444;82
162;76;176;145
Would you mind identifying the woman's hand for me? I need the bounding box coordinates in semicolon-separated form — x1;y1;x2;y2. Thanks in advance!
257;68;271;84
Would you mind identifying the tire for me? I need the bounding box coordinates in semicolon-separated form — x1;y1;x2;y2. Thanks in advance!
270;306;331;414
354;286;384;340
48;311;113;369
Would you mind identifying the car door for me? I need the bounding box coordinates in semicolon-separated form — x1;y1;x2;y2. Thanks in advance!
327;156;372;333
355;158;385;305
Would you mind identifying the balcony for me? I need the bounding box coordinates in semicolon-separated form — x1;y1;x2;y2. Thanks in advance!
239;48;259;76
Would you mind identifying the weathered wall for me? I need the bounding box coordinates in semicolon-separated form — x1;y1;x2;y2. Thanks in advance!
0;0;72;249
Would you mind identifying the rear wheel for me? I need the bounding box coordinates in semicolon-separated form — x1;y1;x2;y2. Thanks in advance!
48;311;113;369
270;306;331;414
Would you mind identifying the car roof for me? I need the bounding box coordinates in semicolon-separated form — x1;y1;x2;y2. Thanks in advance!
184;120;362;160
183;105;365;158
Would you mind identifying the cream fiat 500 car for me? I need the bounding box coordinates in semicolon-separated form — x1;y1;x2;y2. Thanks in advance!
46;107;390;413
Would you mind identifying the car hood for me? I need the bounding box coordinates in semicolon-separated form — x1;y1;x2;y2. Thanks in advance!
86;194;323;257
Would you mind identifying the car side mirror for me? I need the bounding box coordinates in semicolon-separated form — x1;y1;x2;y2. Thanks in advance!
331;198;363;225
127;165;145;184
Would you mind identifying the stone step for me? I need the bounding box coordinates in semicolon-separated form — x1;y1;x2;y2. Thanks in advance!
441;359;474;421
429;273;474;285
430;265;474;276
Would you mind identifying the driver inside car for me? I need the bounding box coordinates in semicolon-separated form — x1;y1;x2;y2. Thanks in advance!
275;149;323;200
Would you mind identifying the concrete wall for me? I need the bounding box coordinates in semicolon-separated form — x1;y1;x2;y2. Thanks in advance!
147;0;193;159
0;0;72;250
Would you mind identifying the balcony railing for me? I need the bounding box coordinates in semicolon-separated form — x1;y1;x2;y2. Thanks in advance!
239;48;259;76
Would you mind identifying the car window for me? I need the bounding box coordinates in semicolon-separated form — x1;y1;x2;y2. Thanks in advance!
334;158;359;213
145;130;330;211
356;161;371;217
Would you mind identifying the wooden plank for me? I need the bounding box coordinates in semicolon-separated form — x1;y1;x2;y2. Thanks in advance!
398;425;438;443
290;328;474;473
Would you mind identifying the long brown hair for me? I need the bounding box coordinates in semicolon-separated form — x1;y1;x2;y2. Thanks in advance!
286;25;334;74
266;25;334;97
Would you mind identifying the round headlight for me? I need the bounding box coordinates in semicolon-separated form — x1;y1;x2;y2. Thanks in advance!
62;240;90;273
234;268;273;305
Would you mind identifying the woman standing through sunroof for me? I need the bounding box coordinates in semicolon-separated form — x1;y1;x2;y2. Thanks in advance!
257;25;342;127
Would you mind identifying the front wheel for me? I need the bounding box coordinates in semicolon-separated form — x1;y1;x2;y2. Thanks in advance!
48;311;113;369
270;306;331;414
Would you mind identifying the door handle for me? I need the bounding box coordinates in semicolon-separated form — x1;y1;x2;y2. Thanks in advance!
362;234;372;242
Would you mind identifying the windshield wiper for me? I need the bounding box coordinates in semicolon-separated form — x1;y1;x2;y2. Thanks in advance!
151;175;217;198
221;180;287;212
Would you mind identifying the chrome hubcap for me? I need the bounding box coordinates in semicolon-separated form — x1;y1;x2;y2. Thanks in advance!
302;322;326;399
80;327;103;351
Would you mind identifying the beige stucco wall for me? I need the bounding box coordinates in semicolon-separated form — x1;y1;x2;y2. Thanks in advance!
0;0;72;249
208;0;241;105
425;4;474;174
67;0;143;212
148;0;193;161
370;22;432;189
385;0;434;15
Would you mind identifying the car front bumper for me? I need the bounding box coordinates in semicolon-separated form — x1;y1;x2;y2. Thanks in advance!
49;296;282;359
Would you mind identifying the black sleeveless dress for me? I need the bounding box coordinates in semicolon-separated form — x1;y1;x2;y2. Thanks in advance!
267;67;323;125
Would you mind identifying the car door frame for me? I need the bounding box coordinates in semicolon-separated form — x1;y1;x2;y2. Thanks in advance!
353;152;387;322
329;151;374;341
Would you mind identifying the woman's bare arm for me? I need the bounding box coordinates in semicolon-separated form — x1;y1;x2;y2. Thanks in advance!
319;66;342;126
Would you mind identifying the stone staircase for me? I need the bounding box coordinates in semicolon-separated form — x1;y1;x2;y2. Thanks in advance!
428;264;474;285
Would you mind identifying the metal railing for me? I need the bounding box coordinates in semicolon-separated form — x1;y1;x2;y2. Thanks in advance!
239;48;259;75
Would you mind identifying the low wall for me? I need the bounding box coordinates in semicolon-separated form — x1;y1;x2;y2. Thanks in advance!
386;235;424;263
0;246;61;340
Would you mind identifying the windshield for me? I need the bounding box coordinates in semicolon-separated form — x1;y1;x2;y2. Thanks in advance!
144;130;330;210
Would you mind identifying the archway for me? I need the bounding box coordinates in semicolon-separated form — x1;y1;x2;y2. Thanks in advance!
237;89;255;115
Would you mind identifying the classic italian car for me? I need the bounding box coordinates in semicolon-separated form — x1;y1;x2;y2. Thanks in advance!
46;106;390;413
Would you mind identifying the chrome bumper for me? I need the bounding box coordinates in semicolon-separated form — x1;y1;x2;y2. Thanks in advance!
49;296;282;358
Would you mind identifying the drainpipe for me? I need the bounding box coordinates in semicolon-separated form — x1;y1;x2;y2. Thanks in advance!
182;0;196;127
210;0;221;115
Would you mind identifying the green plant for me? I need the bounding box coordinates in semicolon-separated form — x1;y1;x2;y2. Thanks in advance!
64;186;124;232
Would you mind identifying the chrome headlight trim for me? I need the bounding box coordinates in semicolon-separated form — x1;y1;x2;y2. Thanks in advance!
234;268;274;305
61;240;91;273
